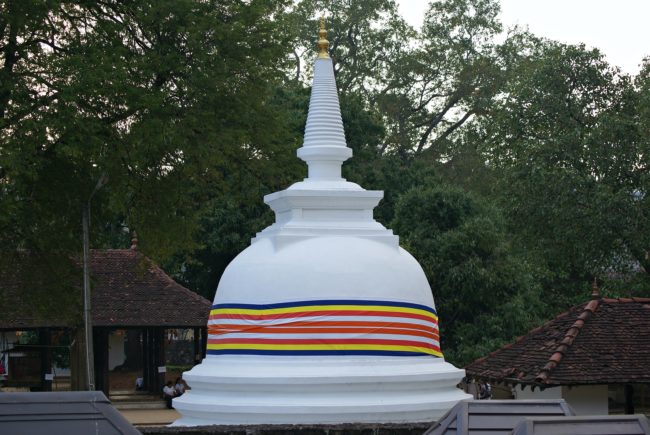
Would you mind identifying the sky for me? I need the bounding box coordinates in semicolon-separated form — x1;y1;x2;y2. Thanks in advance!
395;0;650;75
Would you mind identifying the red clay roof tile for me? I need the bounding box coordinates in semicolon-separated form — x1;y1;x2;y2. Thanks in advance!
465;296;650;386
1;249;211;329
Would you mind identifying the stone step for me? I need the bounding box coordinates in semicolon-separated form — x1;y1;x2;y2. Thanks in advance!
111;389;153;396
113;400;167;410
110;393;161;402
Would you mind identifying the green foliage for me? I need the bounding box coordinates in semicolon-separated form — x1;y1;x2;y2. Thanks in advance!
393;185;543;365
377;0;503;156
481;39;650;304
163;80;308;299
1;0;298;317
1;0;294;256
289;0;412;92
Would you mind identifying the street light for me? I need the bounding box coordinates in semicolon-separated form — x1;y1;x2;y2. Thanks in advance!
82;173;108;391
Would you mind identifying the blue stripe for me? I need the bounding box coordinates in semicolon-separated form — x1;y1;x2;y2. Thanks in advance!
207;349;440;357
212;299;437;315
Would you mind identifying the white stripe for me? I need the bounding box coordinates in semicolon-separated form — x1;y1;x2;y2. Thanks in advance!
209;315;437;328
208;332;440;346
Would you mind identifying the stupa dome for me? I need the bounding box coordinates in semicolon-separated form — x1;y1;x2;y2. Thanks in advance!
172;18;470;426
217;237;434;307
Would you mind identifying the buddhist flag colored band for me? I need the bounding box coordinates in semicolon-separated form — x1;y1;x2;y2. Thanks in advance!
206;299;442;357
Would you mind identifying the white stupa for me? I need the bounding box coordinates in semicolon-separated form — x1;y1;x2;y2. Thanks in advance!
172;19;471;426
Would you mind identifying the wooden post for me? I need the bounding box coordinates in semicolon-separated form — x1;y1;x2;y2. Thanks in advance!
69;327;85;390
624;384;635;414
39;328;51;392
201;326;207;359
93;328;110;397
193;327;201;364
142;328;152;392
155;327;166;391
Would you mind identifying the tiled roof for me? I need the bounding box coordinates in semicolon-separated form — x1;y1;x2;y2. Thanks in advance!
465;296;650;386
90;249;210;327
0;249;211;329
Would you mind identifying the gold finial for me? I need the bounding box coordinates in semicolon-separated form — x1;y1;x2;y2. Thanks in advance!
317;16;329;59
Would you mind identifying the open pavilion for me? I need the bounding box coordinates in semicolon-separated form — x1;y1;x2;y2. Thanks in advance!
0;244;210;397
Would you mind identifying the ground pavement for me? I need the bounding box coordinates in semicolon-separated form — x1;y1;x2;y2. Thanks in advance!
119;408;180;427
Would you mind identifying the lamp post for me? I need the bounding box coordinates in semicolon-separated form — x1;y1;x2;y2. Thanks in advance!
82;173;108;391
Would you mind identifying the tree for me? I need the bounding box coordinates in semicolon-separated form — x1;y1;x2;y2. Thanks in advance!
480;39;650;302
393;185;542;365
376;0;504;157
1;0;295;265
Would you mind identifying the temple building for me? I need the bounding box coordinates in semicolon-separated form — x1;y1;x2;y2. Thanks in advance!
465;290;650;416
172;20;470;425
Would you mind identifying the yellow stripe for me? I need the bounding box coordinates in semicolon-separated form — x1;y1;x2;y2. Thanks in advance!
210;305;438;321
206;342;443;357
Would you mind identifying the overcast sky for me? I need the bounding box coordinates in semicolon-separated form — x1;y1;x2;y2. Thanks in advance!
395;0;650;75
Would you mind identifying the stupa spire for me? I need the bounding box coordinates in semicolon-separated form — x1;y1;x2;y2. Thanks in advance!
295;17;352;184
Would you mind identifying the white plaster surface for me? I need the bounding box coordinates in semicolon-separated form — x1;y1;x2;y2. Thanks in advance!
513;384;609;416
514;385;563;400
172;53;470;426
562;384;609;415
108;331;126;370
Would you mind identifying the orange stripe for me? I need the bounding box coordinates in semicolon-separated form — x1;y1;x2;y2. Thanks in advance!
208;337;441;352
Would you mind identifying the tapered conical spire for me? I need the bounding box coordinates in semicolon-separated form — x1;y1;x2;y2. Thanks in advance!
296;18;352;183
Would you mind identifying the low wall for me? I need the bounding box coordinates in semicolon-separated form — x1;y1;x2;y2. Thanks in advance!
140;423;431;435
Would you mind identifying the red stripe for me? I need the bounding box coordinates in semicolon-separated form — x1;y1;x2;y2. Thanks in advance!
208;320;439;334
209;310;436;323
208;325;440;340
207;338;441;352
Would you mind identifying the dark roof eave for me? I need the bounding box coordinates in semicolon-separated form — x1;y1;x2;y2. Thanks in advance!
465;373;650;388
92;323;207;328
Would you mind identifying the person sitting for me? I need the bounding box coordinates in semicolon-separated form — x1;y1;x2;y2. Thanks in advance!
162;381;175;409
174;377;185;396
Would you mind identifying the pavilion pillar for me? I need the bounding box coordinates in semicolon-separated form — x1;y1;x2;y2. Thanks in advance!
154;327;166;392
142;328;153;393
123;329;142;370
141;327;166;394
39;328;51;392
69;327;85;390
93;328;110;397
193;327;201;363
201;326;207;359
624;384;635;414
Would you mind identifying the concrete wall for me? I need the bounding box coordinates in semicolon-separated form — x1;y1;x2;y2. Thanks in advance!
514;385;562;400
512;384;609;415
108;332;126;370
562;384;609;415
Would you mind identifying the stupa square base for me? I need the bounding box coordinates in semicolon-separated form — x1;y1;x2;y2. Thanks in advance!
171;355;471;426
142;422;431;435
